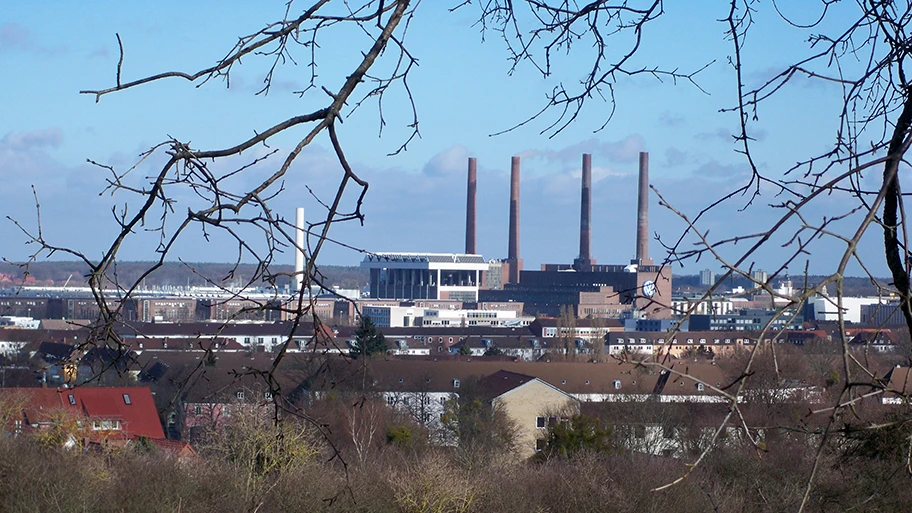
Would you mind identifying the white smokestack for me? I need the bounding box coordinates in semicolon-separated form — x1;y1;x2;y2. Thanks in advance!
294;207;305;292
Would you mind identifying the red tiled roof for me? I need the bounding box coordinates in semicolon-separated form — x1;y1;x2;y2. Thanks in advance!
71;387;164;439
0;386;164;440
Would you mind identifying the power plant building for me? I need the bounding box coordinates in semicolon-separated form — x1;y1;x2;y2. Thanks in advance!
477;152;672;318
362;151;672;319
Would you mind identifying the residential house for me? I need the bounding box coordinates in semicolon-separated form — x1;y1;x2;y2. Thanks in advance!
479;370;580;458
0;386;165;446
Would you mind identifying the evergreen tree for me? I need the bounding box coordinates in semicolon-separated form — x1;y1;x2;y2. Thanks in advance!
349;316;388;358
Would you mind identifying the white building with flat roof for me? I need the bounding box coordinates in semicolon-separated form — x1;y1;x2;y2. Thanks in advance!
422;308;530;327
362;252;489;302
807;296;885;324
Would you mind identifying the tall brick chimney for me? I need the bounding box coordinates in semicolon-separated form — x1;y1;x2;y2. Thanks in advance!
465;157;477;255
636;151;652;265
506;156;523;283
574;153;596;271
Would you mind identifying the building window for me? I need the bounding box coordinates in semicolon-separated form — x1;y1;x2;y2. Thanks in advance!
536;439;547;451
194;405;202;416
696;383;705;392
536;416;546;429
387;396;396;406
236;391;245;401
68;394;76;406
613;379;621;390
122;394;131;405
92;420;121;431
264;392;273;401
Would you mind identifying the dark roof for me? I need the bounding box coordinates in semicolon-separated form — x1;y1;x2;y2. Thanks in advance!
307;359;728;398
35;341;75;361
532;317;624;329
0;328;90;344
478;370;538;399
123;337;245;351
139;361;169;383
0;367;41;387
380;326;536;338
137;351;310;403
115;321;315;338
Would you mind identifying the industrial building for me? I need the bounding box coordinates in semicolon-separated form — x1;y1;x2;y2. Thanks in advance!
360;252;489;302
476;152;672;318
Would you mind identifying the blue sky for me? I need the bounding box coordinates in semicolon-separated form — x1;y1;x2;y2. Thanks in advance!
0;1;891;278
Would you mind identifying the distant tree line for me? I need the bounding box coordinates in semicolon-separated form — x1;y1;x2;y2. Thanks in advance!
0;262;369;291
3;261;890;298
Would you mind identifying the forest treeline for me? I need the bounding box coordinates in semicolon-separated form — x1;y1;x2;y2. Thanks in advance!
0;262;369;291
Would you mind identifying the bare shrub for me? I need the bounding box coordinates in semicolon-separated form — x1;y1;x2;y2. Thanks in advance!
391;453;478;513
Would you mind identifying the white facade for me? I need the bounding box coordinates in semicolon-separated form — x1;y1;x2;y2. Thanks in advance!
0;316;40;329
362;252;489;301
362;305;424;328
383;390;455;438
390;340;431;356
422;308;529;327
808;296;884;324
539;325;611;341
671;296;736;316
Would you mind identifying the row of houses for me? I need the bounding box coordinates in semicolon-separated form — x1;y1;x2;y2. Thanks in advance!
6;350;912;458
1;318;904;371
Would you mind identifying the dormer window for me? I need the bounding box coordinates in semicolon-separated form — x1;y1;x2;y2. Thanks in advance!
122;394;131;405
696;383;705;392
68;394;76;406
236;391;245;401
92;420;121;431
613;379;621;390
453;378;461;388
